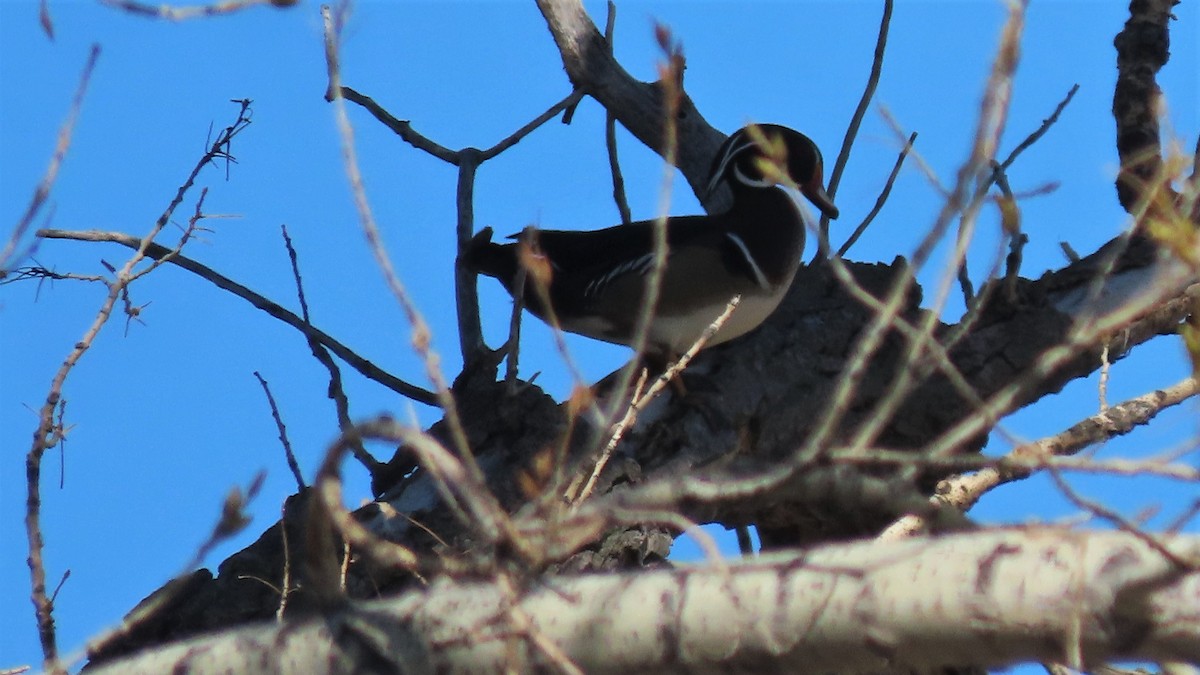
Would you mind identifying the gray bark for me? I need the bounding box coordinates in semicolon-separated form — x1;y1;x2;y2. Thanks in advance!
86;530;1200;674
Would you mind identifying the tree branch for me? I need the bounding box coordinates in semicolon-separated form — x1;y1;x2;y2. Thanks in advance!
1113;0;1177;214
84;529;1200;674
880;376;1200;539
35;228;439;406
534;0;726;210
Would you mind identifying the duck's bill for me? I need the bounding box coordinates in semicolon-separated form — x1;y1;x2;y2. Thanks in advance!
802;177;839;219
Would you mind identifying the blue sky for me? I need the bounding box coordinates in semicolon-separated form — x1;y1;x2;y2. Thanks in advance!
2;1;1197;670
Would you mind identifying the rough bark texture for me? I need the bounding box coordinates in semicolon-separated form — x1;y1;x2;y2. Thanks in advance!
1113;0;1176;212
87;530;1200;675
535;0;729;211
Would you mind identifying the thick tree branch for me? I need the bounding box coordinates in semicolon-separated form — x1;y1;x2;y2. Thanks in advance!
85;530;1200;674
535;0;727;210
1113;0;1177;214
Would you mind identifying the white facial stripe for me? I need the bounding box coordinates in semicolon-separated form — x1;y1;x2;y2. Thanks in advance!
705;135;758;195
725;232;770;290
732;163;774;189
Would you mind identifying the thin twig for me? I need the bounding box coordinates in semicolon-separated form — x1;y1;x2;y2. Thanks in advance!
830;3;1030;464
2;45;99;276
37;228;438;405
999;84;1079;172
183;472;266;572
515;229;607;428
833;448;1200;482
1166;499;1200;534
932;84;1080;363
955;243;976;307
496;574;586;675
1046;466;1195;569
254;372;305;491
822;0;893;246
312;416;533;576
39;0;54;38
573;297;740;506
337;85;583;166
279;224;377;471
991;162;1027;303
311;423;427;577
803;1;1028;464
323;8;485;500
568;370;646;505
818;246;1022;452
879;376;1200;539
276;500;292;621
837;131;915;257
26;78;256;675
504;266;527;389
603;1;632;226
923;263;1194;463
594;26;683;440
478;90;585;162
1060;241;1080;263
100;0;277;21
280;224;311;322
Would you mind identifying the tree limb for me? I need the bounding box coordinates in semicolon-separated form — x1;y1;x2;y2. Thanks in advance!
85;529;1200;675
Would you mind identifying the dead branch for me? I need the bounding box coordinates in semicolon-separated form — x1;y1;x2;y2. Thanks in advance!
880;376;1200;539
35;228;438;405
2;45;99;275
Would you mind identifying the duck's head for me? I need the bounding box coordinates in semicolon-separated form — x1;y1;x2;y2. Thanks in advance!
704;123;839;220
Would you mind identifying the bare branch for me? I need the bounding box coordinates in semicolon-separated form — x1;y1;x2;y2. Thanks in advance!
596;29;684;430
535;0;725;209
23;92;258;675
881;376;1200;539
2;45;99;275
823;0;893;245
602;1;632;226
253;372;305;491
36;228;438;406
999;83;1079;172
837;131;915;257
279;224;380;472
100;0;286;21
572;297;741;505
336;83;583;364
83;530;1200;674
39;0;54;38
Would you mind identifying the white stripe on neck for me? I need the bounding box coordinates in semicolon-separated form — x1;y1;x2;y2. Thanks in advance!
725;232;770;290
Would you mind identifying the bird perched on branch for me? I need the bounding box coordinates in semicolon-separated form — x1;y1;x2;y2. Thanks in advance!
464;123;838;365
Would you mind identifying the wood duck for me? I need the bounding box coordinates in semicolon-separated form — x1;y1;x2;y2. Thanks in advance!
464;123;839;362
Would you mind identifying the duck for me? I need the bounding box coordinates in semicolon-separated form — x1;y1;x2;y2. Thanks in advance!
464;123;839;363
